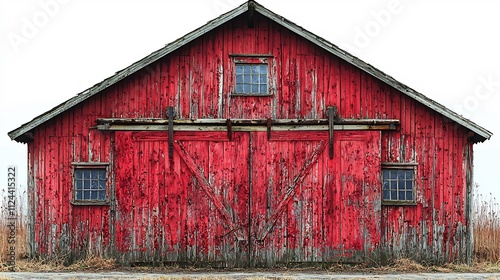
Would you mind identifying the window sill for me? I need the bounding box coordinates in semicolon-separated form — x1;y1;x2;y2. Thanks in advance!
231;93;273;97
382;200;417;206
71;200;110;206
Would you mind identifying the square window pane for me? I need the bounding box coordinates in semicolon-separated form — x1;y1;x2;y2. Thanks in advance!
76;180;83;191
252;84;259;93
406;170;414;180
398;191;405;200
236;65;243;74
99;170;106;179
398;171;405;181
252;75;259;83
383;190;390;200
260;65;267;73
236;75;243;83
406;191;413;200
84;180;90;190
382;170;390;180
260;84;267;93
405;180;413;190
76;170;83;180
84;170;91;179
390;171;397;179
236;84;243;93
99;180;106;190
260;74;267;83
382;180;389;190
91;180;98;190
98;190;106;200
251;65;259;74
83;191;90;200
91;191;98;200
244;74;251;83
76;190;83;200
390;181;398;190
243;84;251;93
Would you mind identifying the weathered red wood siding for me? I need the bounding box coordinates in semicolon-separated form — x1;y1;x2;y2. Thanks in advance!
27;12;473;265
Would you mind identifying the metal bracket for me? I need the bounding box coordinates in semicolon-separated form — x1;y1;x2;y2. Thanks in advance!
326;106;338;159
226;119;233;141
166;107;176;159
266;118;272;140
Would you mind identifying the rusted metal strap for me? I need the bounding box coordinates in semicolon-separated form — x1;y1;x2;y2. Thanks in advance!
226;119;232;141
267;118;272;140
326;106;338;159
166;107;175;159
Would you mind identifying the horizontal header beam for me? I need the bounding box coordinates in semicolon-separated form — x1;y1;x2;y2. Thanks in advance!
95;118;399;132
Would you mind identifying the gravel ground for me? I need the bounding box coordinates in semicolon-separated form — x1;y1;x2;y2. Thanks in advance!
2;271;500;279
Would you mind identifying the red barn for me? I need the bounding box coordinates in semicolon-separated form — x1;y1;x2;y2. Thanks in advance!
8;1;492;267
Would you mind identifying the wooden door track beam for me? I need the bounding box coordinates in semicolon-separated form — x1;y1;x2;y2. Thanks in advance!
96;118;399;132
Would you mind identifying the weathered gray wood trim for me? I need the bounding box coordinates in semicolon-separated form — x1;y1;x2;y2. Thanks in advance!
27;144;36;258
465;142;474;264
96;124;398;132
96;117;400;125
8;0;492;143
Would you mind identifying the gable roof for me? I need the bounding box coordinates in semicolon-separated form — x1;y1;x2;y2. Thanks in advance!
8;0;492;143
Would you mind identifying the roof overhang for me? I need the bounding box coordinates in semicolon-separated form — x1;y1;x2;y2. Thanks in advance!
8;0;492;143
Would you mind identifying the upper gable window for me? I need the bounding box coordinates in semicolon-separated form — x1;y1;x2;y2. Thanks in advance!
235;64;268;94
231;55;273;96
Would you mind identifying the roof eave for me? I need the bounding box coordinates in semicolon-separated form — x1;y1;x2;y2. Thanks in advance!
8;1;251;143
253;2;492;143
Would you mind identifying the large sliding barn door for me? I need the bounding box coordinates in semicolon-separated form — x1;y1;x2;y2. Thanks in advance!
249;131;381;266
114;130;381;266
114;131;251;266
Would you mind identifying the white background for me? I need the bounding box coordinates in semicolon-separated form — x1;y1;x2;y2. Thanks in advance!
1;0;499;207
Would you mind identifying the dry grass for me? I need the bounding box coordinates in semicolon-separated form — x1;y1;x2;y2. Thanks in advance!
0;190;28;266
473;186;500;264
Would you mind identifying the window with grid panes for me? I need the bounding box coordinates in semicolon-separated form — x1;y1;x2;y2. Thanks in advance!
231;55;273;96
72;165;108;204
382;166;415;204
235;64;268;95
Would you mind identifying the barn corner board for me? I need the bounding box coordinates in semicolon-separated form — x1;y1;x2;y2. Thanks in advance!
8;0;492;267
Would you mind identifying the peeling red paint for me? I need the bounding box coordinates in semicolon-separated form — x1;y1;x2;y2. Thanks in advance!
25;12;474;266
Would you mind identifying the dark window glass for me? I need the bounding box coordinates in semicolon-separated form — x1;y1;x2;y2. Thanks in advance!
382;168;415;202
75;168;107;202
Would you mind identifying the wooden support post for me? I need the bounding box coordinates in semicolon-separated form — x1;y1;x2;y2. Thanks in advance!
266;118;272;140
166;107;175;159
226;119;233;141
326;106;338;159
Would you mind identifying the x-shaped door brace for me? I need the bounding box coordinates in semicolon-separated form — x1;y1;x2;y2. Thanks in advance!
175;137;327;243
174;140;246;241
256;140;327;241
